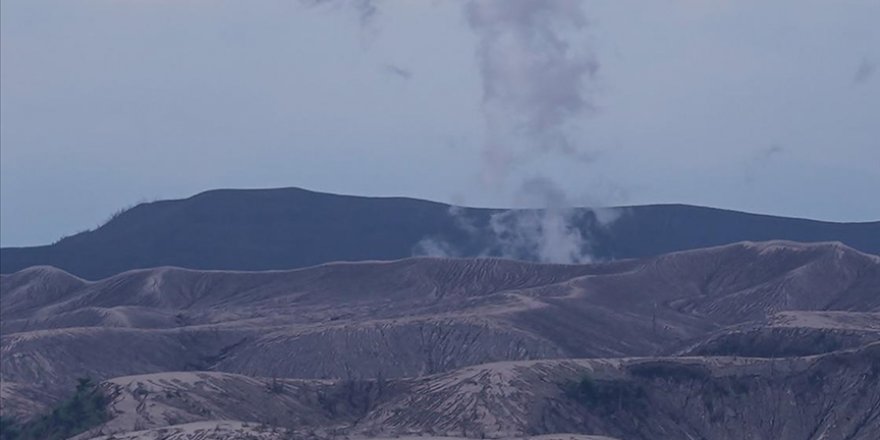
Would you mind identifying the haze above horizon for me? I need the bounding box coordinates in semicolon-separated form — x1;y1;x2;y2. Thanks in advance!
2;0;879;246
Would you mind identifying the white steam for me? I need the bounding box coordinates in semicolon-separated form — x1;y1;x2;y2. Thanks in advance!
465;0;599;186
485;177;586;263
463;0;612;263
304;0;620;263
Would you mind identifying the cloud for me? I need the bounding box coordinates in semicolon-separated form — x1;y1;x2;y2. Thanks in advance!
744;145;786;183
384;64;412;80
301;0;379;26
853;58;876;85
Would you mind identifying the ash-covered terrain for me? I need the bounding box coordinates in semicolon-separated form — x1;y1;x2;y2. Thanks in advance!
2;240;879;439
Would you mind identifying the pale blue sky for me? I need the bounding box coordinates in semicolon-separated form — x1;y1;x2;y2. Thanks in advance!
2;0;879;246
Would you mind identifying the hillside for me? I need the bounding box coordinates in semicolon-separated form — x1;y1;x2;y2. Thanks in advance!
2;187;879;280
69;343;880;440
2;241;878;436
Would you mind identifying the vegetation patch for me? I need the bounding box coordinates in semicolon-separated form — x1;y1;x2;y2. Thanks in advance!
562;374;646;412
0;378;110;440
318;377;388;417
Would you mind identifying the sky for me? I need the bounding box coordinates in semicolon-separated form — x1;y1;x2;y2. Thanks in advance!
2;0;879;247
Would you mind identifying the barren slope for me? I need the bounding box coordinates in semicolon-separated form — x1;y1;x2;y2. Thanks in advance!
2;241;878;421
72;344;880;440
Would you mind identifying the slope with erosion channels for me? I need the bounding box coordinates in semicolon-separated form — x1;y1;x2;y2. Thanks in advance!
2;187;879;279
70;343;880;440
2;240;879;436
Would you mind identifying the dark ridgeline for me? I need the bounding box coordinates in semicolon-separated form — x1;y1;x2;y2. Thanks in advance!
2;187;878;280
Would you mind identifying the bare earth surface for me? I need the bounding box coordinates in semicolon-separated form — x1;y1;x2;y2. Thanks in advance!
2;240;879;439
85;423;617;440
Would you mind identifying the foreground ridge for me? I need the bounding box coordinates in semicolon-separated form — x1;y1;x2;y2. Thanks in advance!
2;241;879;439
74;344;880;440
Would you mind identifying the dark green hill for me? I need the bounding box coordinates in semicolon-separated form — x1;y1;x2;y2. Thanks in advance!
2;187;878;280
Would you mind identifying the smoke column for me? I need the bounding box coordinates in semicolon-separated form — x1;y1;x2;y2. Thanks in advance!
463;0;606;263
464;0;598;185
304;0;615;263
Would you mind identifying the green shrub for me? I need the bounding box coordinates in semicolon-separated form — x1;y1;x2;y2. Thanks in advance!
563;375;599;404
562;374;646;411
266;377;285;394
0;378;110;440
0;416;21;440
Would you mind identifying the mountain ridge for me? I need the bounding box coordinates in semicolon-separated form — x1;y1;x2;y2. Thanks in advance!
3;241;877;395
3;240;879;439
3;187;879;280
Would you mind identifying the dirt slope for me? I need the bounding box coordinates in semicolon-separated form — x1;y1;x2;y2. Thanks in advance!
2;241;878;416
1;241;878;439
72;344;880;440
